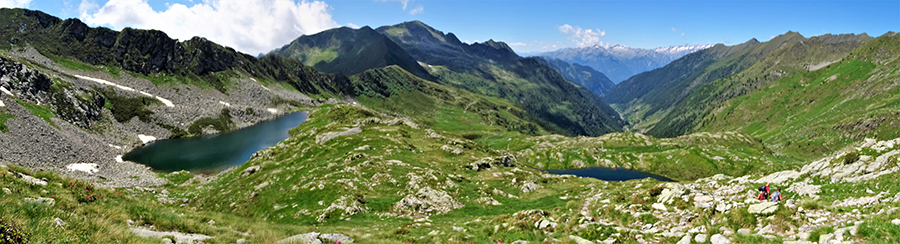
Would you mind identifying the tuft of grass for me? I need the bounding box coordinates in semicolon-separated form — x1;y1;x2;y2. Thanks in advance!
808;226;835;242
0;110;15;132
16;100;58;129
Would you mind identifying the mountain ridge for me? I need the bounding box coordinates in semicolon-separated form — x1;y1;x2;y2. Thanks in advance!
541;43;713;83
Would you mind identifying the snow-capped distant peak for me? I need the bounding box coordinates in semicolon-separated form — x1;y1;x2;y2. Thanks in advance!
652;44;714;54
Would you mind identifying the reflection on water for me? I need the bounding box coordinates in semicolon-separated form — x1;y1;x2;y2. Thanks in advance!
544;167;673;182
123;112;307;172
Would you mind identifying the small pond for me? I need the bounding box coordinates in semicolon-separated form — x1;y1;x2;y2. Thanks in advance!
123;112;308;172
544;167;673;182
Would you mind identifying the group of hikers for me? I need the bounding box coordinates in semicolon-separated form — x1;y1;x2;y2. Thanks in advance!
757;182;784;202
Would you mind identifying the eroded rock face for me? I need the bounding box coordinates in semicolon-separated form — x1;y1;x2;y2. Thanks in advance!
748;201;778;214
393;186;462;217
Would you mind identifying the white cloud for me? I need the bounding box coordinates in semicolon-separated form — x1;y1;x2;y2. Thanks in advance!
681;32;685;37
78;0;98;13
80;0;339;55
408;5;423;15
346;23;360;29
0;0;30;8
671;27;677;32
558;24;606;47
508;42;526;47
379;0;410;10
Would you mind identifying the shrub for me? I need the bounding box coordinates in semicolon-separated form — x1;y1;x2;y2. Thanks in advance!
0;216;31;243
800;199;822;210
843;151;860;165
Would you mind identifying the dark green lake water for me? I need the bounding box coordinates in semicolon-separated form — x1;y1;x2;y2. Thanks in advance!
123;112;307;172
544;167;673;182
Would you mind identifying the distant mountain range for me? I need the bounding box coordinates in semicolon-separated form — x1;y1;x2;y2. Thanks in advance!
541;43;713;83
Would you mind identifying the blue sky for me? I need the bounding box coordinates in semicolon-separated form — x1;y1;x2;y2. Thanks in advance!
9;0;900;55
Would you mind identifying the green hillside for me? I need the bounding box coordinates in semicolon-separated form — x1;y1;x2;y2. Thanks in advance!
377;21;625;136
270;26;433;80
540;58;616;95
695;33;899;159
647;32;872;138
602;38;761;131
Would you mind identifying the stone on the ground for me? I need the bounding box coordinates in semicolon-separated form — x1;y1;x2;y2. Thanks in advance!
819;233;834;244
569;235;593;244
54;218;65;229
24;197;55;206
710;234;730;244
892;219;900;225
756;170;801;184
277;232;321;244
657;183;684;204
748;201;778;214
652;203;667;211
241;165;261;177
2;188;10;194
676;235;691;244
162;238;174;244
694;233;707;243
737;228;751;235
19;174;47;186
693;195;714;208
129;227;212;244
319;233;354;243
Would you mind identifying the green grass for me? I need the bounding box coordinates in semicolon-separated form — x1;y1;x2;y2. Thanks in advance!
188;108;235;135
0;110;14;132
17;100;58;129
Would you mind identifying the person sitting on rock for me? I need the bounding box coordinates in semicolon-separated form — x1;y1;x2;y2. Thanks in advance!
757;191;767;201
757;182;770;200
769;188;783;202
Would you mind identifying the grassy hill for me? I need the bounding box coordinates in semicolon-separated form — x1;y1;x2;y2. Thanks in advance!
377;21;625;136
694;32;899;160
269;26;433;80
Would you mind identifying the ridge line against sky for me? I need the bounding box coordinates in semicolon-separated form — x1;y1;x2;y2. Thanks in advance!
4;0;898;56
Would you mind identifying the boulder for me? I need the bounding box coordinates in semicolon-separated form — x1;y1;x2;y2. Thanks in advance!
657;183;684;204
568;235;593;244
676;235;691;244
277;232;322;244
788;181;821;199
693;195;714;208
319;233;354;243
393;187;463;217
24;197;55;206
892;219;900;225
737;228;751;235
694;233;707;243
651;203;667;211
241;165;261;177
756;170;801;184
710;234;730;244
748;201;778;214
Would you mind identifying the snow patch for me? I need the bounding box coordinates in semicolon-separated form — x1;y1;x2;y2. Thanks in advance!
267;108;278;114
250;78;270;91
108;144;123;149
219;101;231;107
73;75;174;107
0;100;4;107
0;86;13;97
115;155;124;163
138;134;157;144
66;163;99;174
